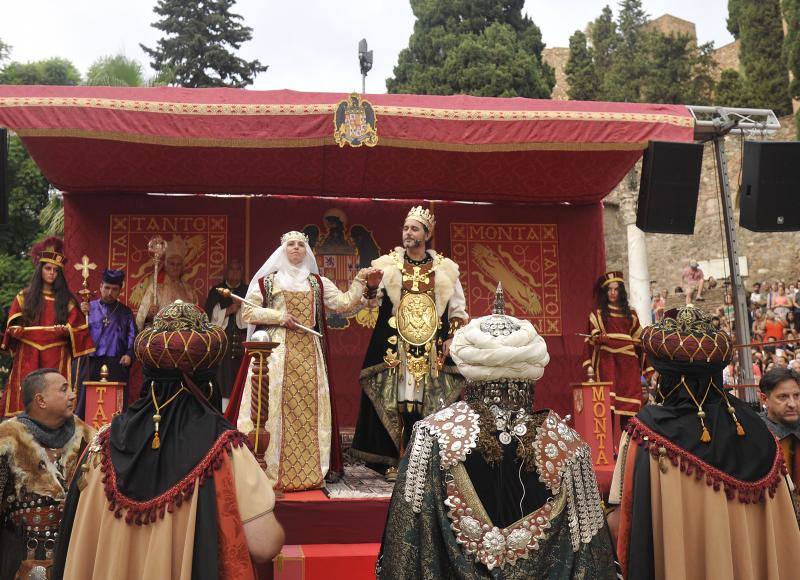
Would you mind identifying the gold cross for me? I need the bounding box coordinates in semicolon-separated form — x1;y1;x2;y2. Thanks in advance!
74;255;97;281
404;266;430;292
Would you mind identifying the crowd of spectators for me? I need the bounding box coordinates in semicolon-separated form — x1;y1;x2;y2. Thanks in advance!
649;271;800;387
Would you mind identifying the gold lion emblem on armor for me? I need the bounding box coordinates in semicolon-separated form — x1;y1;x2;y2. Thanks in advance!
396;293;438;346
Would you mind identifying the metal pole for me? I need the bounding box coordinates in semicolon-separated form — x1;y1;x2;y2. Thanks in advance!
712;135;755;400
362;73;366;95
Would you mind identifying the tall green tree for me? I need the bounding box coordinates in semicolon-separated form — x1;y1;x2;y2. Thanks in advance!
565;31;599;100
588;5;617;87
600;0;649;102
387;0;554;98
0;57;81;85
733;0;792;115
727;0;743;38
140;0;267;88
640;33;716;105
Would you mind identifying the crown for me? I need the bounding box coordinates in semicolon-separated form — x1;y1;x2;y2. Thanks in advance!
281;231;309;245
406;206;435;232
32;236;66;269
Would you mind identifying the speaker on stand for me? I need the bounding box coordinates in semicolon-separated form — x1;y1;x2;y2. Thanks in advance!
635;141;704;235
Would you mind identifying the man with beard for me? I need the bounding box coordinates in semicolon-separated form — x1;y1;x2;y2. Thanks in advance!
759;367;800;506
77;269;136;415
351;206;468;481
204;260;248;405
0;369;93;578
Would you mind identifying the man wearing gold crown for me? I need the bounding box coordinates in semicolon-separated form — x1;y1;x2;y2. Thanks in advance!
351;206;468;480
1;237;94;418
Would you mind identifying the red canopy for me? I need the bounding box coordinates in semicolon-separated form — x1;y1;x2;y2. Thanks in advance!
0;86;694;202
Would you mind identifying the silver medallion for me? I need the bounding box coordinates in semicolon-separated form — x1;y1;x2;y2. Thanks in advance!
499;431;512;445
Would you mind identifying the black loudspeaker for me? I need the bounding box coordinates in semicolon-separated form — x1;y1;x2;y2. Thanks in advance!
636;141;704;234
739;141;800;232
0;128;7;225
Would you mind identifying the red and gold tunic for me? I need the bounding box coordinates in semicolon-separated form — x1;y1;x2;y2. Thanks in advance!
582;305;651;418
1;291;94;417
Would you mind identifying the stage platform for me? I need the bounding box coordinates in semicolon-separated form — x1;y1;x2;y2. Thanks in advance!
257;461;390;579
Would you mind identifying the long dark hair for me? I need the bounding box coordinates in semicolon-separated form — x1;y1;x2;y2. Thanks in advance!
22;263;76;325
597;281;632;322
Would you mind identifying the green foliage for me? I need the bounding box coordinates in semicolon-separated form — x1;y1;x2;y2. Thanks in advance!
727;0;742;38
570;2;715;105
39;194;64;237
565;31;599;100
600;0;649;102
783;0;800;101
734;0;792;115
715;69;751;107
640;34;717;105
86;54;145;87
0;57;81;85
0;137;52;258
387;0;554;98
588;6;617;84
140;0;268;88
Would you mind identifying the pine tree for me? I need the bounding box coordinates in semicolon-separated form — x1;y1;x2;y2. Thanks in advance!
140;0;267;88
588;5;617;87
640;33;716;105
600;0;649;102
387;0;554;98
565;31;599;100
734;0;792;115
727;0;743;38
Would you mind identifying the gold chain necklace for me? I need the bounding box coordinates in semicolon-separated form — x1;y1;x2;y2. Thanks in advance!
149;381;187;450
679;375;713;443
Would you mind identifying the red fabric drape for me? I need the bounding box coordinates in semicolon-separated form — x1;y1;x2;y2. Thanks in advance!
64;193;603;422
0;86;693;200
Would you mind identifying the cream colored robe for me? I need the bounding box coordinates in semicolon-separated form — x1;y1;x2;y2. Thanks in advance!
237;275;365;486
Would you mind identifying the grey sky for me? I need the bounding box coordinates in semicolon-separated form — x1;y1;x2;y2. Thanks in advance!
1;1;734;94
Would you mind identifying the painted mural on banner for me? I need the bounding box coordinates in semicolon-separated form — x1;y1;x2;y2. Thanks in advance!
107;215;227;315
302;208;381;329
451;223;562;335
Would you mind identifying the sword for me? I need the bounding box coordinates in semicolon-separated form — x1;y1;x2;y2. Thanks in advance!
217;288;323;338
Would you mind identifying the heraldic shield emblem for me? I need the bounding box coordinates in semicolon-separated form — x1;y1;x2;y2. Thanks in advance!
334;92;378;147
302;208;381;328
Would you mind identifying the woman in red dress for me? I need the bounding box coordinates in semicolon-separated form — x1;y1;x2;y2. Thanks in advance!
1;237;94;417
583;271;652;440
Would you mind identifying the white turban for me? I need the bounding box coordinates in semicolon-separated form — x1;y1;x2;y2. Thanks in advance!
450;315;550;383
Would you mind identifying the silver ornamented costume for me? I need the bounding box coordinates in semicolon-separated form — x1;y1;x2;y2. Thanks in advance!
377;286;616;579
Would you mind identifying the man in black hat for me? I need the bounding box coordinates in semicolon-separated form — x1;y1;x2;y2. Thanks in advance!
76;269;137;416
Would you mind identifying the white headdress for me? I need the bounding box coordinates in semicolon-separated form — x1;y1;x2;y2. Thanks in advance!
450;284;549;382
245;231;319;339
